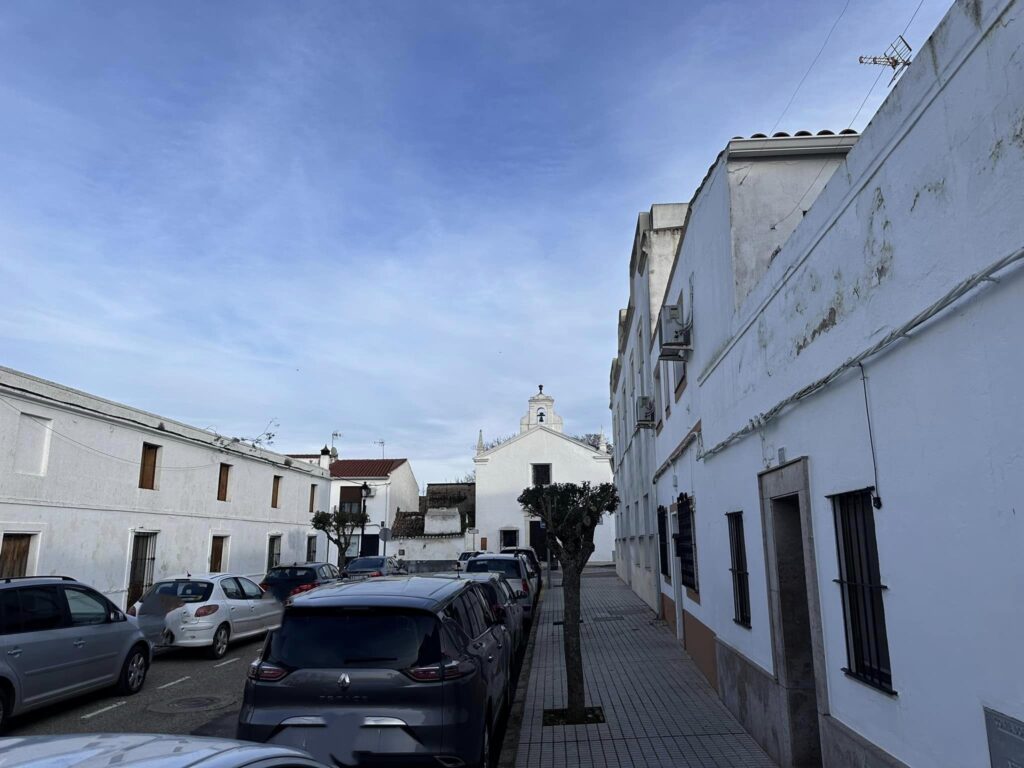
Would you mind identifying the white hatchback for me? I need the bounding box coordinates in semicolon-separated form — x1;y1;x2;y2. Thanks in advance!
129;574;283;659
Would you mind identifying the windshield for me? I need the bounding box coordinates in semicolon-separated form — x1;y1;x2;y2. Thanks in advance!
142;581;213;603
466;559;521;578
265;567;316;581
268;608;441;670
347;557;385;570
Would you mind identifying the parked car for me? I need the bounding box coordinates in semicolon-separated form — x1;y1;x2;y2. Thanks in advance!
130;574;282;659
500;547;542;598
433;571;525;653
341;556;407;579
457;550;492;562
238;575;509;768
465;554;535;622
0;733;331;767
0;576;151;730
259;562;341;602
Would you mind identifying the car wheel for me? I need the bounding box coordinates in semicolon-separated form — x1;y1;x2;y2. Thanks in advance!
0;684;11;732
208;624;230;659
117;646;148;694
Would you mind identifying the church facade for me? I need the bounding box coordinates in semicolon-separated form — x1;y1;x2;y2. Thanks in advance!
473;388;615;563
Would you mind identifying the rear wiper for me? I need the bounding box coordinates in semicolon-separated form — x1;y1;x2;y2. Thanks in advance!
343;656;398;663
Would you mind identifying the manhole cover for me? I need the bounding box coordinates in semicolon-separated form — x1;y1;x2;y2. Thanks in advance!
148;694;237;714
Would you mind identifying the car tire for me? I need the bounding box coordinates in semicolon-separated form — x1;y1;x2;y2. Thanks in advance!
208;624;230;659
116;646;148;695
0;682;11;732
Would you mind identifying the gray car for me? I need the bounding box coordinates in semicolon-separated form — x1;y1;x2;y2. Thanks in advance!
0;733;330;767
465;554;535;622
0;576;152;729
432;572;525;653
237;576;510;768
341;556;408;579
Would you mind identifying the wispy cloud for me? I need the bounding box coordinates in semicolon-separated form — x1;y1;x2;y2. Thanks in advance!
0;0;952;482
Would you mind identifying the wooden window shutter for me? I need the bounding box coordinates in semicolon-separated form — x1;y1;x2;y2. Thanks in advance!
139;444;159;490
218;464;230;501
271;476;281;508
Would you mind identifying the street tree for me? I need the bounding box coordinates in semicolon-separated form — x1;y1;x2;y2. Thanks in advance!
311;506;368;568
517;481;619;723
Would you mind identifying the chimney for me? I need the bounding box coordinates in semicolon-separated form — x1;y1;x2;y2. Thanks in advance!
319;445;331;471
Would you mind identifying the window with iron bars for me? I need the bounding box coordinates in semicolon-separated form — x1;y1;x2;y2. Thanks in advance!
672;493;698;592
656;506;670;579
726;512;750;628
832;489;894;694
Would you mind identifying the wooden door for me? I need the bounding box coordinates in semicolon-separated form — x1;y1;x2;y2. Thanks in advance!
127;533;157;606
0;534;31;578
210;536;226;572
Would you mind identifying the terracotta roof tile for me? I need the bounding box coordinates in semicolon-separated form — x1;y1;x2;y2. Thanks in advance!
329;458;407;479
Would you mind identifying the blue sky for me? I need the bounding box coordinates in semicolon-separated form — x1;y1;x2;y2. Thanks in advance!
0;0;950;483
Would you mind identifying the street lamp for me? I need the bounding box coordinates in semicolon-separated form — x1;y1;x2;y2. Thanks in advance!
360;482;371;557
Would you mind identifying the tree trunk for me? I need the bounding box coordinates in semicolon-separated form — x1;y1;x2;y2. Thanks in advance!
561;560;586;721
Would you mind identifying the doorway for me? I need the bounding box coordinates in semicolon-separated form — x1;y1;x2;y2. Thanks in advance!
0;534;32;578
759;459;828;768
500;529;519;549
127;532;157;607
529;521;548;561
209;535;228;572
360;533;379;557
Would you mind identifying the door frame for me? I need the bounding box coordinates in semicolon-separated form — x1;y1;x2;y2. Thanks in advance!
123;528;159;609
208;530;230;573
758;457;830;764
0;526;43;578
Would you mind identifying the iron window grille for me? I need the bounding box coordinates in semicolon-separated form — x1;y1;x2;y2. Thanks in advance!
531;464;551;486
656;506;670;579
672;493;698;592
726;512;751;628
832;488;894;694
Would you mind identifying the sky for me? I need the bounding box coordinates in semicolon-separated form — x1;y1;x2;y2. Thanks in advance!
0;0;951;484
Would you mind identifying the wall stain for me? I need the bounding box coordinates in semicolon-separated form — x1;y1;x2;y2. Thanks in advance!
866;187;894;287
910;179;946;211
964;0;983;28
795;305;839;355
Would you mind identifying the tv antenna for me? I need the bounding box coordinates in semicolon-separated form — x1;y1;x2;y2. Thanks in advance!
859;35;912;85
374;439;385;458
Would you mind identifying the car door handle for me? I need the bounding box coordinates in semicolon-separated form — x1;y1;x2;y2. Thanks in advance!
7;648;21;657
73;639;86;648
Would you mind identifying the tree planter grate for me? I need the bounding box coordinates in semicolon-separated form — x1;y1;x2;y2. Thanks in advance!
543;706;605;726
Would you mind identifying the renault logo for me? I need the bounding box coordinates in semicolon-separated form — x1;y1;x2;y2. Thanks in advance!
337;673;351;689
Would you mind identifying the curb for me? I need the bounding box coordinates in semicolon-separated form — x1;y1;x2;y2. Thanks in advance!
496;582;548;768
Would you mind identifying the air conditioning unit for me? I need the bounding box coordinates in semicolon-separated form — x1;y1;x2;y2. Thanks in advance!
659;304;693;360
635;396;656;428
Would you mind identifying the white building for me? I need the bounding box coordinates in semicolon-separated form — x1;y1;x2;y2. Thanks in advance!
609;203;687;612
612;1;1024;766
327;458;419;557
0;366;332;608
474;389;614;562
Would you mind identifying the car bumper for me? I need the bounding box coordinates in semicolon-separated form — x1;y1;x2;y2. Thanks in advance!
162;621;219;648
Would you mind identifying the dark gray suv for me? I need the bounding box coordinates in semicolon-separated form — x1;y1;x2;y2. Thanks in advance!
237;576;509;768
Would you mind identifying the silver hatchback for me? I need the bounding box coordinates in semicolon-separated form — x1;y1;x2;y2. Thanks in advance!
0;576;152;729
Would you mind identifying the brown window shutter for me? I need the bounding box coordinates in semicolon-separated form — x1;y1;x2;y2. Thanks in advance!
272;476;281;508
139;444;158;489
218;464;230;501
309;484;317;514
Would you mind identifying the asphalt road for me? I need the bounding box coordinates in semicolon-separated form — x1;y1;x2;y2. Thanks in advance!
5;636;264;738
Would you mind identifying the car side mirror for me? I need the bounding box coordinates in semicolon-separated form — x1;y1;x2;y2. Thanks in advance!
110;610;125;622
515;590;527;600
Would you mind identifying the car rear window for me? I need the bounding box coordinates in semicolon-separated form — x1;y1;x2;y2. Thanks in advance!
143;581;214;603
347;557;385;570
266;567;316;581
269;608;441;670
466;559;520;578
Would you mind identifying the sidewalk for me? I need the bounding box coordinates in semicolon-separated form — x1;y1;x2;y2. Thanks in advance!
514;567;775;768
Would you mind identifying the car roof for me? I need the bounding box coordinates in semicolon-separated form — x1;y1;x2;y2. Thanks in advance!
432;572;506;584
288;575;468;611
471;553;522;561
159;574;232;582
0;733;323;767
0;576;82;589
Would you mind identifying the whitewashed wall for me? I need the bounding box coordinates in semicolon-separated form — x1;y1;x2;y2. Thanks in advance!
642;0;1024;765
475;428;614;562
0;367;331;607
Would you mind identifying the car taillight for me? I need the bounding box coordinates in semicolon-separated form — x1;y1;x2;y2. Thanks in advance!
248;661;289;682
521;579;530;594
195;604;219;618
289;582;317;596
405;659;469;682
126;605;137;616
369;571;383;577
259;582;269;591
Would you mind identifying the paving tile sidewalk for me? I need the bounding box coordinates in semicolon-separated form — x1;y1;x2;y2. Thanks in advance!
514;567;776;768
